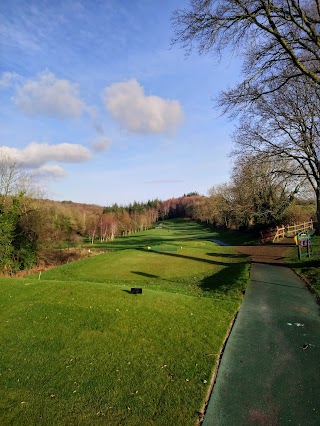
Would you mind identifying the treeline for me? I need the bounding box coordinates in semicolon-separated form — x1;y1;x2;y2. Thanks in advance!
0;194;101;274
186;156;313;230
103;199;161;214
0;193;206;274
0;157;205;274
0;156;313;275
0;187;312;275
80;194;205;244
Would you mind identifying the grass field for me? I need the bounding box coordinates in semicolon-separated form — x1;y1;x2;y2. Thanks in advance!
0;220;250;425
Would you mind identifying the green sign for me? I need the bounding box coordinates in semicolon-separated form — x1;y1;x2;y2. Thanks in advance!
296;232;313;260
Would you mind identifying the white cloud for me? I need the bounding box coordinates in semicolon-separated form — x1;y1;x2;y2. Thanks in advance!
92;138;112;152
33;164;66;179
14;71;86;118
103;79;184;134
0;71;20;89
0;142;91;168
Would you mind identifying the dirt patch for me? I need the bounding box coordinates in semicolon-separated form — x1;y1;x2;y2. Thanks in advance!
235;238;294;266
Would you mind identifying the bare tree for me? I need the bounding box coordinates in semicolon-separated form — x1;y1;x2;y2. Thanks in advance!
172;0;320;101
232;76;320;226
208;183;236;227
0;155;35;205
231;154;302;227
205;156;299;229
172;1;320;227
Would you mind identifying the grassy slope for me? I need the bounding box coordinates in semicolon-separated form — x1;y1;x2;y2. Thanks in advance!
33;243;247;299
0;220;250;425
285;235;320;298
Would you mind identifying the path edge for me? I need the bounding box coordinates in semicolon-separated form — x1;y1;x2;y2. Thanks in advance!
196;309;240;425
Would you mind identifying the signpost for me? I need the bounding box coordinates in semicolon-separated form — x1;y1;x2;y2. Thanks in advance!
295;232;313;260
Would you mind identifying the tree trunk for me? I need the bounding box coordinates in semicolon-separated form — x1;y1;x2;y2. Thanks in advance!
316;188;320;235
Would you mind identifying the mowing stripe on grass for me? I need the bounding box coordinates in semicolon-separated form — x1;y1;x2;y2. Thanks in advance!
0;220;250;425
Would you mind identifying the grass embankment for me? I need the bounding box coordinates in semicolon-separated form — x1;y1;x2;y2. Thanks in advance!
285;235;320;298
207;228;257;246
0;220;250;425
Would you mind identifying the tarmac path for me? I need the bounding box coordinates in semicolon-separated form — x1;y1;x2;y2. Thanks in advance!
203;243;320;425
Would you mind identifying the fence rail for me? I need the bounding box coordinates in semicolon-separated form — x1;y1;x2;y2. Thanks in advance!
286;220;314;237
260;220;314;243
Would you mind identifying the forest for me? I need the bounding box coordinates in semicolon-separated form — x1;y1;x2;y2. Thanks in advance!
0;154;314;275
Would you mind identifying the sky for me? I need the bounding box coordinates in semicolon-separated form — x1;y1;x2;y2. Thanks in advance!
0;0;240;206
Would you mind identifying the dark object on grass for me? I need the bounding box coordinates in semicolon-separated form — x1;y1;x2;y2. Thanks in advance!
131;288;142;294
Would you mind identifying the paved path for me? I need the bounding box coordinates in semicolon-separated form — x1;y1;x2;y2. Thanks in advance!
235;238;293;266
203;262;320;425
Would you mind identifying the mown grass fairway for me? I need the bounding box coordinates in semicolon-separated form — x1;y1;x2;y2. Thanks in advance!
0;220;250;425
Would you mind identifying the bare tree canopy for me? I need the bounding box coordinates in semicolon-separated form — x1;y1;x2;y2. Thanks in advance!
0;155;35;204
233;78;320;186
172;1;320;229
232;75;320;225
172;0;320;98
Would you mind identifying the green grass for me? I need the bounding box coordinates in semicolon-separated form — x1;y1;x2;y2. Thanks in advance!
285;235;320;298
86;219;218;250
0;220;250;425
86;220;257;250
208;227;258;246
32;242;247;299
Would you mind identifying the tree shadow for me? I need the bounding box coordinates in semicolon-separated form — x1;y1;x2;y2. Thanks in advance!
91;226;221;250
137;247;234;266
285;259;320;269
199;262;248;295
131;271;159;279
126;261;249;298
207;252;249;259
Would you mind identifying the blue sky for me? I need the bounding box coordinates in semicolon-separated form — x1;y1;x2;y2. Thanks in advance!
0;0;240;205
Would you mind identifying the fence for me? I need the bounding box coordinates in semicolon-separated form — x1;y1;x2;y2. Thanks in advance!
285;220;314;237
260;220;314;243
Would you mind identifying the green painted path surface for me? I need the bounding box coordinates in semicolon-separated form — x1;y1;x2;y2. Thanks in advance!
203;263;320;425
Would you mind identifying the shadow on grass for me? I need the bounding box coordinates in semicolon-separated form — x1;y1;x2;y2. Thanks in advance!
207;252;249;259
86;222;219;250
247;255;319;268
137;247;246;267
199;262;248;295
128;264;249;298
131;271;159;279
286;259;320;269
90;235;209;250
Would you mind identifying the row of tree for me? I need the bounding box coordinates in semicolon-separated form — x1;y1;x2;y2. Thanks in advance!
0;153;313;274
187;156;312;229
0;157;207;273
83;194;206;243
